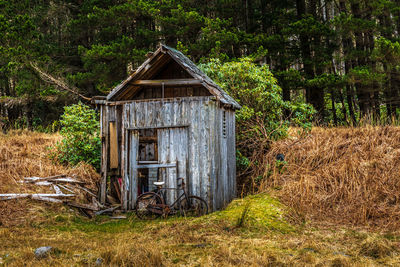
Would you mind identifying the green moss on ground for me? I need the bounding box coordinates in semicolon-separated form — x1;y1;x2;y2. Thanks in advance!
210;193;296;233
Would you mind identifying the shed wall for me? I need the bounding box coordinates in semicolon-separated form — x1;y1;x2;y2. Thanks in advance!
100;96;236;211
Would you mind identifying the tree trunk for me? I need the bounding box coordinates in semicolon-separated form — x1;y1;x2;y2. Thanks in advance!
351;1;370;116
296;0;316;110
339;0;357;124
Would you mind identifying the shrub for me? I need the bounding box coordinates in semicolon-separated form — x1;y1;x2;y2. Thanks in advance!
199;58;315;191
54;103;101;169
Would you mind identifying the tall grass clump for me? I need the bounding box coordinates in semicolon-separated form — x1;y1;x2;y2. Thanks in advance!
260;126;400;228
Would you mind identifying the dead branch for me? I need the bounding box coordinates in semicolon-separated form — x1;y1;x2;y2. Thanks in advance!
29;62;91;101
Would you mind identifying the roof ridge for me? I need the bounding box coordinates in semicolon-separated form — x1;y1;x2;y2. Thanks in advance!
106;45;241;110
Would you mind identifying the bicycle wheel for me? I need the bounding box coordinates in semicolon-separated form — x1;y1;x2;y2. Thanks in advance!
135;192;163;220
180;196;208;217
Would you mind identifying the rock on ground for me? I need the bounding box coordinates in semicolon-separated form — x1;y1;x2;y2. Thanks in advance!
34;246;52;259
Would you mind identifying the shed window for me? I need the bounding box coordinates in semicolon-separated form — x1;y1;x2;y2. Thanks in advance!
138;129;158;194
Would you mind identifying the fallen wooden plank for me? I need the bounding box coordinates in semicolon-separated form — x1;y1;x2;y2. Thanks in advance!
67;202;99;211
110;215;126;219
24;175;66;183
91;197;104;210
0;193;75;201
57;184;75;194
51;177;86;184
63;184;77;192
23;177;41;183
76;185;96;197
31;195;63;203
95;205;120;216
53;185;62;194
23;176;85;185
35;181;53;186
0;194;29;200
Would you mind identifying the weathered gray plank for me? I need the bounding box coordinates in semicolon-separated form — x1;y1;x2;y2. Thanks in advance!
199;99;209;204
221;109;229;208
127;125;190;130
136;162;176;169
168;128;176;205
129;130;139;209
230;110;237;199
208;101;217;211
121;104;128;210
100;105;109;204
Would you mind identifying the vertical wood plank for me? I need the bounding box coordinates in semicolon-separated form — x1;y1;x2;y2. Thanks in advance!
109;121;119;169
199;99;209;205
231;111;237;199
129;130;139;209
100;105;109;204
120;104;127;210
221;109;229;208
208;101;217;211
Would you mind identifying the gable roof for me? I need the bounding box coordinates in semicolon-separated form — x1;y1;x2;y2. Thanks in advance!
106;44;241;110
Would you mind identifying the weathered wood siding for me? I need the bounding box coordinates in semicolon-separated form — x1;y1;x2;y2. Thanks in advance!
100;96;236;211
158;127;188;205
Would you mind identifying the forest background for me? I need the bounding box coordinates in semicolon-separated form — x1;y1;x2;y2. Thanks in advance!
1;0;400;129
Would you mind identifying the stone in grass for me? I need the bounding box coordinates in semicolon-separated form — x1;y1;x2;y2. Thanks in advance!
95;258;103;266
34;246;52;259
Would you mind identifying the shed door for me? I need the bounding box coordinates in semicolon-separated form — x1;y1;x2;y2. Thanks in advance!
158;127;188;205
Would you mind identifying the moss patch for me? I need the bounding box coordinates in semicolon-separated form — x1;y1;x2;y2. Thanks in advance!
209;193;296;233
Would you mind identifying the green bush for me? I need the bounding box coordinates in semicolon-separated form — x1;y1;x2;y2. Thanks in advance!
199;58;314;141
199;58;315;190
54;103;101;169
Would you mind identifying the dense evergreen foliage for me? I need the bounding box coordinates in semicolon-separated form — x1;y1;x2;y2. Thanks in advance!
1;0;400;127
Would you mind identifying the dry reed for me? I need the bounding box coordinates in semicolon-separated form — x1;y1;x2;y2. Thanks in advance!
0;130;100;226
259;126;400;229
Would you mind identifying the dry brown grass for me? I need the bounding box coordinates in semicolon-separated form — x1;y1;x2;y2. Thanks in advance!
0;130;99;226
260;126;400;229
3;129;400;266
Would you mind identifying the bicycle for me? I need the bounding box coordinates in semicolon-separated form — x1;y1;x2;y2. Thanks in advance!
134;178;208;219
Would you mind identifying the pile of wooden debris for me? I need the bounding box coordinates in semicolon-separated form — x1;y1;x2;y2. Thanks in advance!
0;174;120;218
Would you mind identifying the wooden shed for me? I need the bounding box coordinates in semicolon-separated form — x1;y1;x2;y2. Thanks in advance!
93;44;240;211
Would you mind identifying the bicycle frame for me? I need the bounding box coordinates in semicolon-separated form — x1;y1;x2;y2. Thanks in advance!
154;178;189;209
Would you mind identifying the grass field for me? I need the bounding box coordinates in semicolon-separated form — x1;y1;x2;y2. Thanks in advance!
2;194;400;266
1;130;400;266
